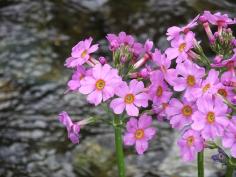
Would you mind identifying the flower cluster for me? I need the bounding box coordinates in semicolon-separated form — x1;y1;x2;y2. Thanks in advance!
58;11;236;163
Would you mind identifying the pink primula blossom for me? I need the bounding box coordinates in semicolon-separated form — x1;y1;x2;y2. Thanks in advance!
165;32;195;63
166;14;199;41
152;101;169;121
152;49;177;85
65;37;99;68
123;115;156;155
58;111;81;144
222;116;236;158
191;69;221;99
106;32;143;56
166;98;195;129
67;66;87;91
144;39;153;55
172;60;205;101
202;11;235;27
79;64;122;106
216;72;235;102
177;129;204;161
148;70;172;104
110;79;149;116
191;96;229;140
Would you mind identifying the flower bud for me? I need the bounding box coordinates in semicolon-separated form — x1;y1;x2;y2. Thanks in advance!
139;68;149;78
99;56;107;65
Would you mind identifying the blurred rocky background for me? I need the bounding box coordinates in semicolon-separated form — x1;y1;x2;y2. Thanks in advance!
0;0;236;176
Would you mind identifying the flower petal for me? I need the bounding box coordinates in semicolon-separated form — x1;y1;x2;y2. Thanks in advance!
135;140;148;155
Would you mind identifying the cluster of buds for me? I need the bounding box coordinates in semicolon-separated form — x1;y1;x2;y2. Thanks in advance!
58;11;236;162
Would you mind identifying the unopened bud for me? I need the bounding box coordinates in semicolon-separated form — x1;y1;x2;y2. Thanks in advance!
99;56;106;65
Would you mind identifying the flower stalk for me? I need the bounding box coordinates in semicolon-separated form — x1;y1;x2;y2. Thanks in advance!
198;151;204;177
113;115;126;177
226;157;236;177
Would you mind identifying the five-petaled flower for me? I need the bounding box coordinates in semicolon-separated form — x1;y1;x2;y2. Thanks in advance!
79;64;122;106
110;79;149;116
178;129;204;161
191;96;229;140
123;115;156;155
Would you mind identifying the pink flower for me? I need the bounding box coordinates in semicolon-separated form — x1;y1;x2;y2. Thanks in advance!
152;102;169;121
58;111;81;144
106;32;134;50
191;96;229;140
148;70;172;104
152;49;177;85
211;52;236;71
202;11;235;27
144;39;153;55
177;129;204;161
132;42;144;57
172;60;205;101
165;32;195;63
166;15;199;41
79;64;122;106
110;79;149;116
65;37;98;68
166;98;195;130
190;69;221;99
123;115;156;155
106;32;143;56
67;66;87;91
222;116;236;158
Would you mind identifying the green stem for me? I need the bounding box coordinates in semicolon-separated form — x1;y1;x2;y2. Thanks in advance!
197;151;204;177
226;158;236;177
113;115;126;177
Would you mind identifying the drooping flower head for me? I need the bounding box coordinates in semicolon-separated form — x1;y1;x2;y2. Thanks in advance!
191;96;229;140
166;98;195;130
79;64;122;106
222;116;236;158
177;129;204;161
110;79;149;116
202;11;235;27
166;14;199;41
65;37;99;68
58;111;81;144
67;65;87;91
123;115;156;155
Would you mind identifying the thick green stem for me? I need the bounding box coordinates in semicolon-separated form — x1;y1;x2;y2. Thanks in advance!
113;115;126;177
226;158;236;177
197;151;204;177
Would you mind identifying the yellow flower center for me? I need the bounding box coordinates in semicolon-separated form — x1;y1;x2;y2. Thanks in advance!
95;79;105;90
124;94;135;104
202;83;211;93
79;75;84;80
206;112;215;124
187;75;196;87
178;43;186;52
81;50;88;58
156;86;163;97
187;136;194;146
181;105;193;117
135;129;144;139
162;103;168;110
217;88;228;97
